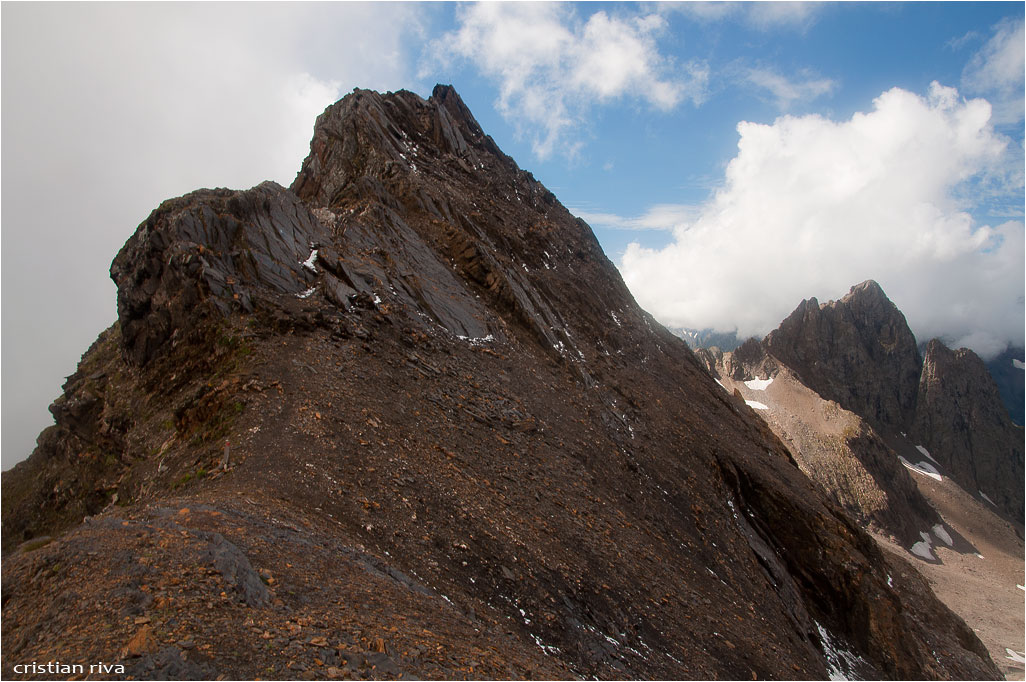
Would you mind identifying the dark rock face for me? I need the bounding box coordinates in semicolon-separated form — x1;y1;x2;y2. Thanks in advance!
110;182;337;366
764;280;922;431
912;339;1025;519
2;87;1000;680
984;345;1025;425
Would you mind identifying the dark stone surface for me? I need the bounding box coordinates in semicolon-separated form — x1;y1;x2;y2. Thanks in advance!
764;280;922;431
912;339;1025;520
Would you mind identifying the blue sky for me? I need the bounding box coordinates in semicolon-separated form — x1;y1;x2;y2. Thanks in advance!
3;2;1024;467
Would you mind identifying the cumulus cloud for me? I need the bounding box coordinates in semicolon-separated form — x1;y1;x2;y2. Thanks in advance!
2;3;423;467
961;18;1025;125
619;82;1024;358
426;3;706;158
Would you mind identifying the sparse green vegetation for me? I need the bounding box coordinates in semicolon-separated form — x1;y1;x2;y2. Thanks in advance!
171;467;208;490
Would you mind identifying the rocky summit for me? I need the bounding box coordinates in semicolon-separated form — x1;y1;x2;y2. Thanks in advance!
1;87;1000;680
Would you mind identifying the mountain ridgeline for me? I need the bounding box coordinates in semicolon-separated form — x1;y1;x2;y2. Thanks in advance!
1;86;1001;680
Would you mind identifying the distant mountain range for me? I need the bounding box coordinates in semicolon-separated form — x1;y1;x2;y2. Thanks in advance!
674;329;1024;426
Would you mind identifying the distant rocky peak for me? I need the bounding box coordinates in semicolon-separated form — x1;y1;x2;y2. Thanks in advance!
843;278;887;303
764;280;921;430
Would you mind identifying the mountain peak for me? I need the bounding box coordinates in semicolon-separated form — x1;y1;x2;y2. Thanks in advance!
844;279;886;301
765;280;922;429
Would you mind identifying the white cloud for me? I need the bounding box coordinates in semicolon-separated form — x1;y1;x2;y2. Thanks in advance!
619;82;1024;358
961;18;1025;125
744;67;836;110
426;4;705;158
1;3;424;468
747;2;821;31
669;2;822;31
574;204;698;231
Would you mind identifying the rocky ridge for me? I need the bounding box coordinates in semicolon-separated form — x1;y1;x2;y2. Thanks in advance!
1;87;1000;680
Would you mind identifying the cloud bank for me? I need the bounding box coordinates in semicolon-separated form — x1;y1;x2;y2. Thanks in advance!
426;3;707;158
619;82;1024;357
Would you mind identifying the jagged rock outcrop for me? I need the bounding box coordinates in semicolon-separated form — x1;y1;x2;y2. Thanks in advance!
764;280;923;431
911;339;1025;519
1;87;999;680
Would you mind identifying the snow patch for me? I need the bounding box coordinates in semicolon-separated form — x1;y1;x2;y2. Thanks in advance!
910;531;938;561
296;287;316;299
301;248;318;273
456;333;495;347
898;456;942;481
1007;649;1026;664
1013;359;1025;370
980;491;996;506
745;400;769;410
914;445;939;464
744;377;773;391
910;540;935;561
932;524;953;547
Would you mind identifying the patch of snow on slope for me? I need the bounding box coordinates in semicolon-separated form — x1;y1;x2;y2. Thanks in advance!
815;620;866;681
898;456;942;481
456;334;495;347
914;445;939;464
1013;359;1025;370
744;377;773;390
745;400;769;410
1007;649;1026;664
910;540;935;561
302;248;318;272
932;524;953;547
980;491;996;506
910;531;936;561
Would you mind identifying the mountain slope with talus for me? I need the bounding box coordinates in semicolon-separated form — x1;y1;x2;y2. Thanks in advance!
1;86;998;680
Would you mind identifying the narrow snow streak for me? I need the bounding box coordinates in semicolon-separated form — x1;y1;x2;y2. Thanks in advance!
914;445;939;464
898;456;942;481
815;620;866;681
745;400;769;410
